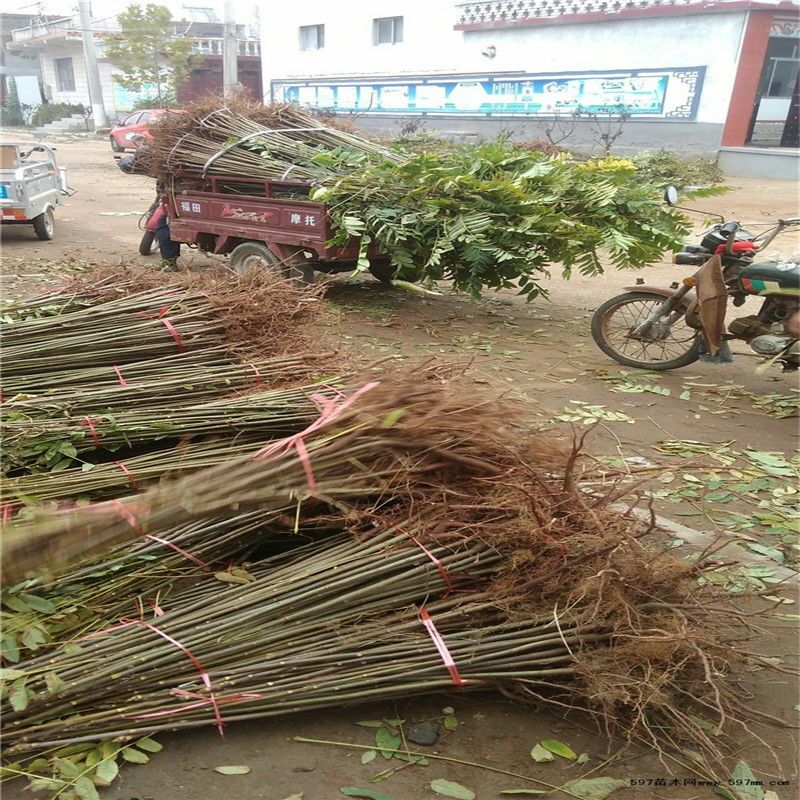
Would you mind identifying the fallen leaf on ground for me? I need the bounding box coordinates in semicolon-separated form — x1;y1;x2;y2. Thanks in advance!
134;737;162;753
340;788;396;800
120;748;149;764
561;777;628;799
443;714;458;731
375;727;401;758
715;761;763;800
430;778;476;799
214;765;251;775
530;744;555;763
540;739;577;760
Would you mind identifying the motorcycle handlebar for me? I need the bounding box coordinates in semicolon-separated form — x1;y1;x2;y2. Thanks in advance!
721;221;740;257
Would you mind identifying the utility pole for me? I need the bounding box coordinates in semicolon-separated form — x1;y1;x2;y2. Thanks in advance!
222;0;239;98
77;0;108;128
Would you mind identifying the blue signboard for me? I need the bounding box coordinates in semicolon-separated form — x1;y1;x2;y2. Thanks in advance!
273;67;705;120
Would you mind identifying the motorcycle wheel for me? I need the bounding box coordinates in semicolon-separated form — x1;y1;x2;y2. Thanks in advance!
591;290;701;370
138;230;158;256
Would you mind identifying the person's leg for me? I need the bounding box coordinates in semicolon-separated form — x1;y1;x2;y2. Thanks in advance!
155;215;180;264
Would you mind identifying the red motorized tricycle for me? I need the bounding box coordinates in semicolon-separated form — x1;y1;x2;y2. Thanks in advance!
164;173;394;284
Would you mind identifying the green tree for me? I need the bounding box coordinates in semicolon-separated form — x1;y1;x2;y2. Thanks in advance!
1;78;25;126
105;4;202;107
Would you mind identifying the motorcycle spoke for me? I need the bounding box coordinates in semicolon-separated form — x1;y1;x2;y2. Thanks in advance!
600;298;697;366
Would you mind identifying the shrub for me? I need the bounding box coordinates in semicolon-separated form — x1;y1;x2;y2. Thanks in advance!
29;103;87;129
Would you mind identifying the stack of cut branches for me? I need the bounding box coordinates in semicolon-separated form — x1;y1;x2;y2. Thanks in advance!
147;103;397;182
0;259;786;798
0;268;328;492
0;371;781;789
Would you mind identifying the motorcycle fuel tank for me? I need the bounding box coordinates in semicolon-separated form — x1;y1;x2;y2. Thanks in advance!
739;260;800;296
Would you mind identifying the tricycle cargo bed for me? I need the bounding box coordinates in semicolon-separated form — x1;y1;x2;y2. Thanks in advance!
167;174;371;264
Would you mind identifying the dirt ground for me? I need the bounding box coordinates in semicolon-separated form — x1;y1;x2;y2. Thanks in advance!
1;136;798;800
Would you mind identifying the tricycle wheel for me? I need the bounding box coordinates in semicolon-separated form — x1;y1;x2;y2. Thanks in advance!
368;262;396;286
33;209;55;241
229;242;314;284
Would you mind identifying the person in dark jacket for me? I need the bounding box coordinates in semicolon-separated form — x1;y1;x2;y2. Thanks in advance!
117;147;180;268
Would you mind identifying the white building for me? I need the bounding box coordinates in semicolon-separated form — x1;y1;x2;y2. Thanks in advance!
261;0;800;176
6;5;261;119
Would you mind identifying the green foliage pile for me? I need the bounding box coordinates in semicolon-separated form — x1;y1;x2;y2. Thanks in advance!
631;148;724;189
28;103;85;129
313;145;691;299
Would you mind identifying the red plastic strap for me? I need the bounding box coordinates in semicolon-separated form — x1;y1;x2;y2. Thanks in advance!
122;618;224;736
419;607;464;687
254;382;379;492
81;619;140;639
1;503;16;524
136;306;170;320
86;610;225;738
81;600;162;640
249;364;262;387
145;533;210;569
80;416;102;447
112;365;129;387
160;317;184;351
398;526;453;599
114;461;138;490
129;688;263;722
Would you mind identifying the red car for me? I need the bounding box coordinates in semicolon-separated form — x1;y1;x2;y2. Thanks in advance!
109;108;183;152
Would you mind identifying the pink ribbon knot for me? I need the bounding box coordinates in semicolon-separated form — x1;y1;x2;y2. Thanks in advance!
254;381;379;492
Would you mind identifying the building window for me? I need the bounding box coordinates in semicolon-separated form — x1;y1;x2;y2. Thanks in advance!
765;57;800;97
299;24;324;50
54;57;75;92
373;16;403;45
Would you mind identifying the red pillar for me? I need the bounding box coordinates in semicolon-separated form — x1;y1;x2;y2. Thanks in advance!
721;9;774;147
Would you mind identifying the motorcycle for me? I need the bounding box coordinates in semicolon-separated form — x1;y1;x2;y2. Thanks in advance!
591;186;800;371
